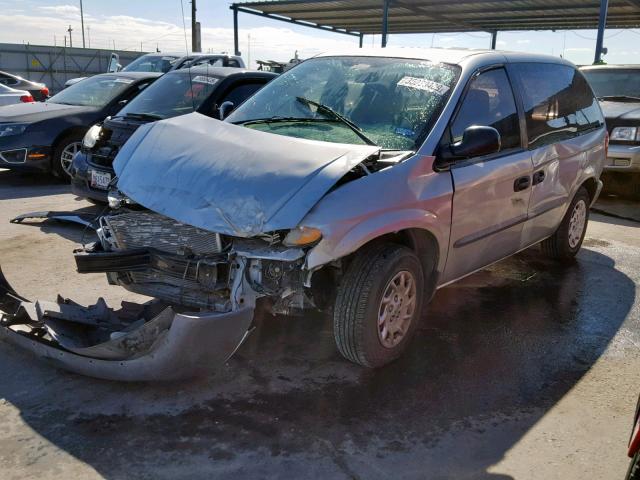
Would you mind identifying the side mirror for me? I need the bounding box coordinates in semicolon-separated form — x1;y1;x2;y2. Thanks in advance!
450;126;501;159
219;101;235;120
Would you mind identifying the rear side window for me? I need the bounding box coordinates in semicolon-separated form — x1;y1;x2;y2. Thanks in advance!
451;68;521;151
511;63;603;149
220;82;265;107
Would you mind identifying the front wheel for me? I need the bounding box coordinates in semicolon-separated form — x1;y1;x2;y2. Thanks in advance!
52;134;83;180
333;243;424;368
540;186;590;261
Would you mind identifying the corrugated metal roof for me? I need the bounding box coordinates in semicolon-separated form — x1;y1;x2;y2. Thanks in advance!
232;0;640;34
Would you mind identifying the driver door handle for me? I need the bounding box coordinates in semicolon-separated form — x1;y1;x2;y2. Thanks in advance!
532;170;545;185
513;176;531;192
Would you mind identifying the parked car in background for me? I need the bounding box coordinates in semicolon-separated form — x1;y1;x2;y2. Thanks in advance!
0;83;34;106
0;71;160;178
71;66;276;202
122;52;246;73
65;53;247;88
0;49;607;381
581;65;640;198
0;70;49;101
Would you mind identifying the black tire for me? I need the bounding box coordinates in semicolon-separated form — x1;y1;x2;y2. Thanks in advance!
540;186;590;261
52;133;83;180
333;243;424;368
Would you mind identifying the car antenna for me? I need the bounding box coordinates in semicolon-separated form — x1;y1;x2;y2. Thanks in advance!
179;0;196;112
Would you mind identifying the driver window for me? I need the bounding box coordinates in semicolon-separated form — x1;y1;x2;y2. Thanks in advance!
451;68;521;151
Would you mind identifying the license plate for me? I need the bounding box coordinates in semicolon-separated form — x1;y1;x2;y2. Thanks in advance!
90;170;112;190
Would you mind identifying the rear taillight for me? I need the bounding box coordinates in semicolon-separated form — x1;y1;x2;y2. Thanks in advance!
20;95;34;103
605;130;609;157
40;87;49;98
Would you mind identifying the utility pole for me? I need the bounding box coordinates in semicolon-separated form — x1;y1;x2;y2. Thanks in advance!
191;0;201;52
80;0;86;48
87;25;91;48
67;25;73;47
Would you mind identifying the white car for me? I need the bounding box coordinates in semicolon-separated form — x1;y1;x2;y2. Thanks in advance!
0;83;33;106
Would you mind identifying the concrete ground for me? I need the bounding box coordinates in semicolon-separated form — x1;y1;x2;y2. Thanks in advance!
0;169;638;480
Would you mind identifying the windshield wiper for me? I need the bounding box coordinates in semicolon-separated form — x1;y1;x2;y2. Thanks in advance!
234;116;323;126
120;112;164;121
295;96;377;146
123;112;164;120
598;95;640;102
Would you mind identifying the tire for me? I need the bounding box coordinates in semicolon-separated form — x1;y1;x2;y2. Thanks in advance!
541;186;590;261
333;243;424;368
52;133;83;180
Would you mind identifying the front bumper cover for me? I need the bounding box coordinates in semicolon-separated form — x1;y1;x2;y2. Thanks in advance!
0;265;253;382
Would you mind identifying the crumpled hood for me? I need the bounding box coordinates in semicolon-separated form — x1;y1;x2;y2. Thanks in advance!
113;112;379;236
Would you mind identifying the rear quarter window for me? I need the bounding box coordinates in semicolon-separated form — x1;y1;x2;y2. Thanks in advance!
511;63;604;149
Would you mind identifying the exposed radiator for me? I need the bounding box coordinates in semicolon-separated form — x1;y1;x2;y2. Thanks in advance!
104;211;223;256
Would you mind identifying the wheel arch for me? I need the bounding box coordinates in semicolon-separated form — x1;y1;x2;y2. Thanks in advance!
50;127;87;169
580;176;601;206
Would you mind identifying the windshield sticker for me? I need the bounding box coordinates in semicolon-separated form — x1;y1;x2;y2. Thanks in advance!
192;76;219;85
113;78;134;84
397;76;449;95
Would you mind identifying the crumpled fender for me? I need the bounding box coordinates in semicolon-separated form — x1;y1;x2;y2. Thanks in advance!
0;266;253;382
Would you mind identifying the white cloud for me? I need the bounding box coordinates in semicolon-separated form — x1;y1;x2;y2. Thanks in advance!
38;4;80;16
516;39;530;45
0;6;358;67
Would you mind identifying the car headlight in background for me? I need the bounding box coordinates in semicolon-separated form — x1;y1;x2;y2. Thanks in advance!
0;123;28;138
82;124;102;149
283;226;322;247
610;126;640;142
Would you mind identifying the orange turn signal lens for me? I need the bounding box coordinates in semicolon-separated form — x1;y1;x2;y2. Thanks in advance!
27;153;46;159
283;227;322;246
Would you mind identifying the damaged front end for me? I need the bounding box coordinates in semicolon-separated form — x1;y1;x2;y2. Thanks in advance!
0;208;309;381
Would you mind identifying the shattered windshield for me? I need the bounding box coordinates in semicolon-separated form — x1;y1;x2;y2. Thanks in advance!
228;56;460;150
118;71;219;119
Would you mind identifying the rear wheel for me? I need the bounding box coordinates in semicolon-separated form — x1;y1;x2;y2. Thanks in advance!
52;134;83;180
333;243;424;368
541;187;590;261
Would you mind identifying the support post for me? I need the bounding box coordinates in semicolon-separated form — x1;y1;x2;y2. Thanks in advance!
80;0;86;48
490;30;497;50
594;0;609;64
359;33;364;48
191;0;200;52
233;6;240;56
382;0;390;48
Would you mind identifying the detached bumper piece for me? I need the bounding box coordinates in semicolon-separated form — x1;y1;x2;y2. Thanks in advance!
10;211;100;230
0;266;253;381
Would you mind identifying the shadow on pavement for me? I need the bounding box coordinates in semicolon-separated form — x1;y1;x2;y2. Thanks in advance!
0;169;72;200
0;247;634;479
593;194;640;223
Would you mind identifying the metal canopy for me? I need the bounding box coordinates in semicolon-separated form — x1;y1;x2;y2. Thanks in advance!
231;0;640;34
231;0;637;63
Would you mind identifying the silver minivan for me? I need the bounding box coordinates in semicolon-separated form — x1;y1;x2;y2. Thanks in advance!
0;48;607;380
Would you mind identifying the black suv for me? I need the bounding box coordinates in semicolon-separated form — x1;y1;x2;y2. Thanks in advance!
71;66;276;202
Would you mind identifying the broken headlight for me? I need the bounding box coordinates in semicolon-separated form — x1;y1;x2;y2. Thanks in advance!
107;189;136;209
283;226;322;247
82;124;102;149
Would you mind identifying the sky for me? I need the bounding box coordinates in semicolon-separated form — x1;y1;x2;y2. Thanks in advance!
0;0;639;68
